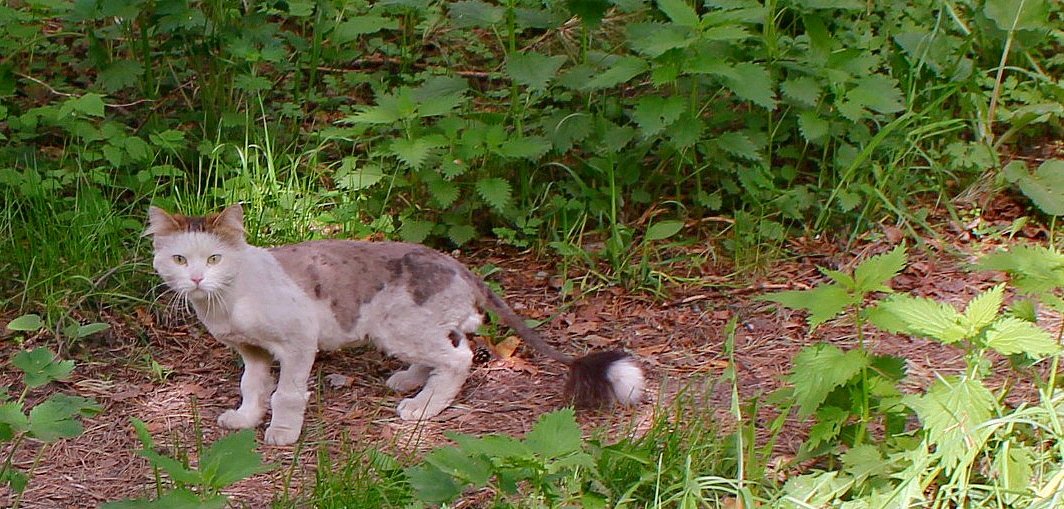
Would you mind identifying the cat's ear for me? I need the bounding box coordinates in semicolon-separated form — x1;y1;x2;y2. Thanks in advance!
144;206;179;237
208;204;246;244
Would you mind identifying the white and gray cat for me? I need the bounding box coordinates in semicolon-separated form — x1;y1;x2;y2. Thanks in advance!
146;204;644;445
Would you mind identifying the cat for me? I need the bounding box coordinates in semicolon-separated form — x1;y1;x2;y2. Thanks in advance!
145;204;644;445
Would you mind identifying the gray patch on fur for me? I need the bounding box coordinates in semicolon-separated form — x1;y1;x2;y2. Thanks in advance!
270;240;462;330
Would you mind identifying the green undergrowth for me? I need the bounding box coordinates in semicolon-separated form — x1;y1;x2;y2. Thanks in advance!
2;0;1062;322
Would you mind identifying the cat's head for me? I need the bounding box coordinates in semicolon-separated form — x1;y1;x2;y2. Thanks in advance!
144;204;247;299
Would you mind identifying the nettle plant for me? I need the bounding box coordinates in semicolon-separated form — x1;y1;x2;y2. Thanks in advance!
1;317;101;505
764;245;1064;507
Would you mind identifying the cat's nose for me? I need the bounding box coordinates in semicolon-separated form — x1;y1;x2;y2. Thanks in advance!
190;276;203;285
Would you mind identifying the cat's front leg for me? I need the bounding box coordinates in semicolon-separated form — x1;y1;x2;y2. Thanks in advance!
264;348;315;446
218;344;274;430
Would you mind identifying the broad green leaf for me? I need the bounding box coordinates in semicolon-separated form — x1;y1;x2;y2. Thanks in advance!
399;220;434;243
841;444;887;482
97;59;143;92
699;24;751;41
424;445;492;486
758;283;852;330
847;75;904;115
727;63;776;110
72;322;109;339
333;15;398;44
781;76;821;107
716;131;762;162
1014;159;1064;216
984;0;1050;32
475;177;513;211
852;244;906;294
389;137;443;170
28;394;99;442
495;136;551;160
6;314;43;332
656;0;698;27
200;429;272;489
1;468;28;494
505;52;567;91
806;406;847;448
337;161;386;191
583;56;648;90
644;220;684;241
630;96;686;138
994;442;1034;502
450;433;532;460
0;402;29;434
876;295;967;344
406;463;462;503
962;284;1004;333
12;348;75;388
789;344;869;417
525;408;582;458
797;111;829;143
627;22;694;57
978;245;1064;295
428;178;460;208
448;0;504;27
60;93;106;118
984;317;1058;357
565;0;611;26
906;377;996;472
541;111;592;153
413;77;468;117
447;224;477;246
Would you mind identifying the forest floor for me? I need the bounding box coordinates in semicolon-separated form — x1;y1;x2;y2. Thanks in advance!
1;193;1058;508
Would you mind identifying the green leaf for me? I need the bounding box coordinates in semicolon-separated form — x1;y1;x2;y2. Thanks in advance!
984;0;1050;32
60;93;106;118
1;468;28;494
101;488;227;509
12;348;75;388
962;284;1004;333
389;137;442;170
0;402;30;435
333;15;398;44
906;377;996;472
450;433;532;459
525;408;582;458
337;160;386;191
977;245;1064;295
995;442;1034;501
6;314;43;332
797;111;829;143
789;344;869;417
852;244;906;294
656;0;699;27
984;317;1058;357
97;59;143;92
200;429;273;489
583;56;648;90
475;177;513;212
565;0;611;26
28;394;99;442
841;444;887;482
447;224;477;246
781;76;821;107
495;136;551;160
876;295;967;344
72;322;109;339
847;75;905;115
1013;159;1064;216
727;63;776;109
448;0;504;27
406;463;462;503
758;284;852;330
645;220;684;241
627;22;694;57
630;96;686;138
424;445;492;486
716;131;762;162
428;178;460;208
399;220;434;243
505;52;567;92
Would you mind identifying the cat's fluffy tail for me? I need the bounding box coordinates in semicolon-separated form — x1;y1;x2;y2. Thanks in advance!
472;278;645;408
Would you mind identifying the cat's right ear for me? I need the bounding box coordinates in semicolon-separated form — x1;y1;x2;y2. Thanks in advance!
144;206;179;237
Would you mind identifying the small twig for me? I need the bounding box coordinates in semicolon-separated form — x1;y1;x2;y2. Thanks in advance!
15;72;156;108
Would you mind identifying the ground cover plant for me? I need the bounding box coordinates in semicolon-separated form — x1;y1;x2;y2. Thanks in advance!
1;0;1062;506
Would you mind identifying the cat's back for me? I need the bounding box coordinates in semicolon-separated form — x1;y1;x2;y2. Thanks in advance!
268;239;474;331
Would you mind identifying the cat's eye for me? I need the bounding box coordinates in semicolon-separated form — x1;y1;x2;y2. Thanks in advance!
207;254;222;265
172;255;187;265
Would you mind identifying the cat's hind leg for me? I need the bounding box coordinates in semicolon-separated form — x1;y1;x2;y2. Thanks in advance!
218;344;274;430
386;364;432;392
395;334;473;421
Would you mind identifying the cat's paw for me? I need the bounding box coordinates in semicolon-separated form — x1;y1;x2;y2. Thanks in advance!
397;396;449;421
264;425;300;446
386;368;430;392
217;409;263;429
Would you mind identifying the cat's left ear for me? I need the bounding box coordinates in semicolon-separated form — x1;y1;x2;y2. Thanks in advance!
209;204;246;244
143;206;179;237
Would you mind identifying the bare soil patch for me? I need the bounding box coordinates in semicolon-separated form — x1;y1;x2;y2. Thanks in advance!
1;195;1057;508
